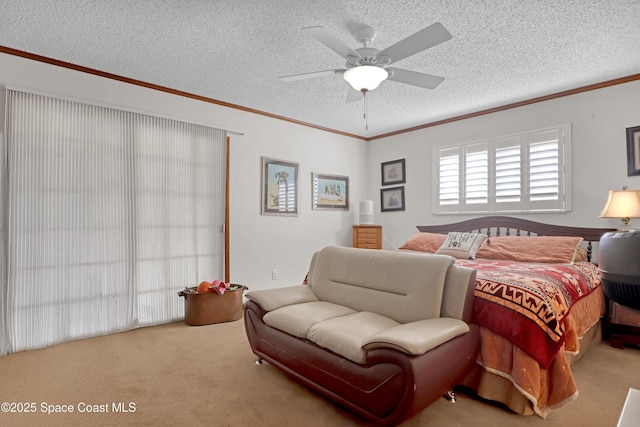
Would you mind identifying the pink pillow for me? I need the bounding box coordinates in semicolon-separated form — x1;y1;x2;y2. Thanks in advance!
475;236;584;263
399;232;446;253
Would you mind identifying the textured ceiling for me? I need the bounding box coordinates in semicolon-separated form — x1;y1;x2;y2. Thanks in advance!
1;0;639;139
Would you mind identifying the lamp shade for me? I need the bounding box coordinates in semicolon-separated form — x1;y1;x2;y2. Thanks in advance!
343;66;388;91
599;189;640;225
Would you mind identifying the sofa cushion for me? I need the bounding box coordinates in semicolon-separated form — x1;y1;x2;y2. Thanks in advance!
307;311;400;364
263;301;356;338
362;318;470;355
309;246;454;324
440;264;476;322
246;285;319;312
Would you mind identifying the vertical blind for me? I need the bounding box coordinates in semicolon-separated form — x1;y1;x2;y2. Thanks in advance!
0;132;6;354
1;89;226;354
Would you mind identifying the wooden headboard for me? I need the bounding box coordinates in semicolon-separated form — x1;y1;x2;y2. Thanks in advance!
416;215;616;262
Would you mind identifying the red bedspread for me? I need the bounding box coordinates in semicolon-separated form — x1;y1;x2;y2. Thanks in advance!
456;260;601;368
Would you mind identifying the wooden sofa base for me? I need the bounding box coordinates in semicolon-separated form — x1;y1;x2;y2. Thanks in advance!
244;300;480;426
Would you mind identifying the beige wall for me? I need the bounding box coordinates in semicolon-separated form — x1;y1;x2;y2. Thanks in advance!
0;52;367;292
368;79;640;249
2;51;639;291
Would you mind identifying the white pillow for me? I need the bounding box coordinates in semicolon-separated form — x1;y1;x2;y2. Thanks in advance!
436;232;488;260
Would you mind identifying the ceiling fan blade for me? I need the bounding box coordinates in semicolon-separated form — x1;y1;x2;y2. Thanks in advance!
303;26;360;60
345;87;362;103
377;22;452;65
386;67;445;89
280;69;343;82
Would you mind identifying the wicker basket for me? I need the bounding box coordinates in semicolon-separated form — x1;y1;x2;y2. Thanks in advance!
178;284;247;326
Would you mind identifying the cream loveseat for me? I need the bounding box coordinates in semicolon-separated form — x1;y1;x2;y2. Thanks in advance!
244;246;480;426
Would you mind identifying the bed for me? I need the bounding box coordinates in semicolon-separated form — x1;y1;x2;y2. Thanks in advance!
400;216;615;418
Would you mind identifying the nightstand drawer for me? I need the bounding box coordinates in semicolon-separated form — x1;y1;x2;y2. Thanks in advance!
357;228;378;237
358;242;380;249
352;225;382;249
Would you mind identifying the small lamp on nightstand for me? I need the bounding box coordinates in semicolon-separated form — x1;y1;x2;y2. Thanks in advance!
599;187;640;230
598;187;640;324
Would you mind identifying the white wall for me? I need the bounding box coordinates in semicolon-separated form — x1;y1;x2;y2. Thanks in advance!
3;52;639;292
369;80;640;249
0;53;368;292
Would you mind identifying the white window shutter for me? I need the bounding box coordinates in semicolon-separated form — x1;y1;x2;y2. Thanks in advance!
465;143;489;205
438;147;460;207
495;138;522;204
433;124;570;214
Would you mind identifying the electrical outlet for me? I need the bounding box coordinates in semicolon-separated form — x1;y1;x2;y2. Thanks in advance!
272;269;278;280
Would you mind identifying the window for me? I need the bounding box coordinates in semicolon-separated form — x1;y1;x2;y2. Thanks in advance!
433;124;571;214
2;88;227;353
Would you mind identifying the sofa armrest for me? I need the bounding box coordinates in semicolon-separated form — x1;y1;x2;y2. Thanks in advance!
245;285;319;312
362;318;469;356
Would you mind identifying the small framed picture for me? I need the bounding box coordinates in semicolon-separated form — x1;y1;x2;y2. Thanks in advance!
380;186;405;212
626;125;640;176
261;157;298;216
312;173;349;210
381;159;406;186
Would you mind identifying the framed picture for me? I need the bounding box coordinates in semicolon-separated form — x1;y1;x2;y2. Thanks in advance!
381;158;406;186
627;125;640;176
380;186;405;212
261;157;298;216
312;173;349;210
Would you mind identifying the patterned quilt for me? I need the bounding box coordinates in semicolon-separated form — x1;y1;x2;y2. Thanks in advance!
456;259;602;368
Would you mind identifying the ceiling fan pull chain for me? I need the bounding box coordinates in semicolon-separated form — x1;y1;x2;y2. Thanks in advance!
363;89;368;131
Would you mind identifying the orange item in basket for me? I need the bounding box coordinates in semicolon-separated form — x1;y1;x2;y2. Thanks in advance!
197;281;213;293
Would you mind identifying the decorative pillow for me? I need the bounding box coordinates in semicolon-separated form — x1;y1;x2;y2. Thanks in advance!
398;232;447;253
475;236;584;263
435;232;488;260
574;245;588;262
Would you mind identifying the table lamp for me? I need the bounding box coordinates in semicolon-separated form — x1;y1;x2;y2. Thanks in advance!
599;187;640;229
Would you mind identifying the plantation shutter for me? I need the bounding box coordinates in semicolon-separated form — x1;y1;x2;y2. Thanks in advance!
465;143;488;205
529;130;560;202
495;138;522;205
438;147;460;208
432;124;570;214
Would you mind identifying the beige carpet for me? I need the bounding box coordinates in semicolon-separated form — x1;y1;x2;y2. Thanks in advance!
0;319;639;427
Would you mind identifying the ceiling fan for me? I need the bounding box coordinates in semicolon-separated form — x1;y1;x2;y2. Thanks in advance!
280;22;453;103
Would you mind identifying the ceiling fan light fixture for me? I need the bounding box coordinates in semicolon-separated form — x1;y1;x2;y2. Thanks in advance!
343;66;388;92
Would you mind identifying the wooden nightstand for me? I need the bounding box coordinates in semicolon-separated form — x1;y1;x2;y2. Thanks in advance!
352;225;382;249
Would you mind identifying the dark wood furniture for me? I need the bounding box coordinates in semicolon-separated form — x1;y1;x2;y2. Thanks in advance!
605;301;640;348
417;215;614;262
